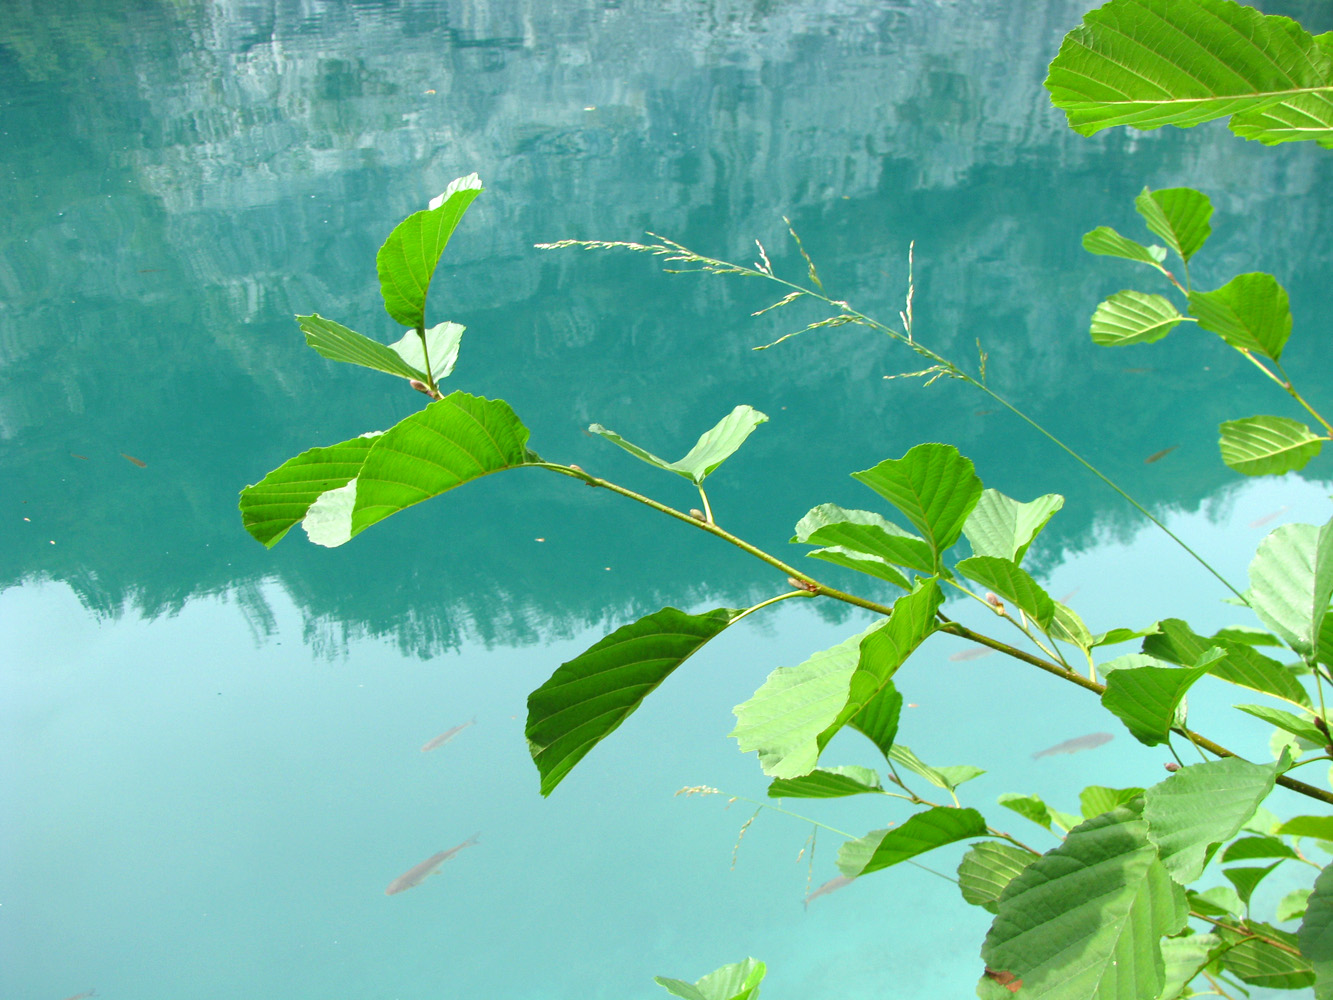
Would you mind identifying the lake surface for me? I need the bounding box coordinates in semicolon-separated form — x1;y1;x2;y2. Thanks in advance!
3;1;1332;998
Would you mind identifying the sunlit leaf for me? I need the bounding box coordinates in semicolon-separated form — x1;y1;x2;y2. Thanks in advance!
1222;836;1298;863
527;606;741;795
1051;602;1094;651
958;842;1039;914
1189;273;1293;361
1079;786;1144;820
962;489;1064;564
1278;816;1333;841
1089;290;1185;347
837;807;988;877
1081;226;1168;268
997;793;1053;831
590;405;768;485
889;743;983;792
731;621;883;779
1090;627;1157;649
852;444;983;563
1045;0;1333;147
1158;934;1224;1000
298;313;426;381
1143;617;1312;708
1249;519;1333;658
350;392;538;539
767;766;883;799
1219;921;1314;989
1233;703;1326;745
377;174;484;329
655;957;766;1000
803;547;912;589
956;556;1055;630
387;321;465;382
1134;187;1213;263
793;503;935;575
981;804;1188;1000
1100;652;1221;746
1233;71;1333;148
848;679;903;762
239;434;379;547
1143;755;1282;883
1220;415;1324;477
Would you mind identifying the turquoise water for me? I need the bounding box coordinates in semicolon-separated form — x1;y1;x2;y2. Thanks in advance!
3;1;1333;997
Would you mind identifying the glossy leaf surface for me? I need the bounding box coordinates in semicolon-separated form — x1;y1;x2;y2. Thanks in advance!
590;405;768;484
1233;703;1326;744
1089;290;1184;347
836;807;987;877
527;606;740;795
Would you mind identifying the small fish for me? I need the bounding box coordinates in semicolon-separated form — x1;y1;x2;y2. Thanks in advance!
949;647;994;662
385;834;479;895
804;874;855;908
61;992;96;1000
70;453;89;460
120;452;147;467
420;716;476;752
1032;732;1113;759
1248;506;1289;529
1122;366;1154;374
974;408;994;416
1144;446;1178;464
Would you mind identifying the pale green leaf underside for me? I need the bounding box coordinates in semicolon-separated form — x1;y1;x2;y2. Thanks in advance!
958;842;1037;914
377;174;484;329
299;313;426;380
1079;785;1144;820
389;321;465;382
836;807;987;877
1220;415;1324;476
962;489;1064;564
590;405;768;485
981;805;1188;1000
1134;186;1213;263
239;434;379;547
1090;290;1184;346
1081;226;1167;267
767;765;883;799
1248;519;1333;658
1046;0;1333;146
527;606;741;796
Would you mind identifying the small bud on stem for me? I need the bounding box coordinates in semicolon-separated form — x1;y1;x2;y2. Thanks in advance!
1164;761;1180;772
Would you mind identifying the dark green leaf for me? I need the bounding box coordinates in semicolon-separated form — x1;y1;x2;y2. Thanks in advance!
852;444;983;563
1079;786;1144;820
1189;273;1292;362
961;489;1064;564
958;842;1038;914
239;434;378;547
1089;290;1185;346
298;313;426;381
793;504;935;575
836;807;988;877
1219;921;1314;989
1144;755;1282;883
1135;187;1213;263
1100;653;1220;746
590;405;768;485
1081;226;1168;268
767;766;883;799
1249;519;1333;658
1143;618;1311;709
803;547;912;589
1233;704;1326;745
956;556;1055;630
1045;0;1333;146
1222;836;1298;863
848;679;902;762
981;805;1188;1000
527;606;740;795
377;174;484;329
1224;862;1282;907
1220;416;1324;477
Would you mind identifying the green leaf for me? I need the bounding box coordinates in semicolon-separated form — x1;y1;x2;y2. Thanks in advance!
1159;934;1224;1000
1249;519;1333;659
819;580;942;744
1277;816;1333;841
997;793;1053;831
1143;618;1311;709
387;321;465;383
958;842;1038;914
852;444;983;563
1045;0;1333;146
1219;921;1314;989
836;807;988;877
1051;602;1095;651
767;766;883;799
1189;273;1293;362
1100;652;1220;746
848;679;903;762
527;606;740;796
1222;836;1299;863
1233;704;1326;745
962;489;1064;564
377;174;484;329
1278;887;1312;923
239;434;379;547
731;621;883;779
299;314;427;381
981;804;1189;1000
1081;226;1168;268
1090;627;1158;649
793;503;935;575
1224;862;1282;907
889;743;983;793
590;405;768;485
655;957;766;1000
1190;885;1245;919
956;556;1055;631
803;547;912;589
1233;64;1333;148
1089;290;1185;347
1079;786;1144;820
1219;415;1324;477
1143;755;1281;883
348;392;538;540
1134;187;1213;263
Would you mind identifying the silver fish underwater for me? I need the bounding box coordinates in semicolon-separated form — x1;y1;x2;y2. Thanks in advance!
385;834;479;895
1032;732;1113;759
420;716;476;752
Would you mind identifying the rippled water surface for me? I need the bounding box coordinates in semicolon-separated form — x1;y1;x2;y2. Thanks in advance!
3;1;1332;997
